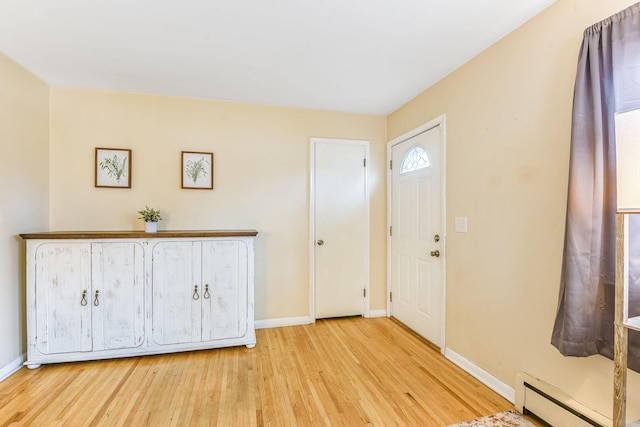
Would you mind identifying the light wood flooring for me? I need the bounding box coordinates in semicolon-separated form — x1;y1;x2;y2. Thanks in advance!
0;317;516;426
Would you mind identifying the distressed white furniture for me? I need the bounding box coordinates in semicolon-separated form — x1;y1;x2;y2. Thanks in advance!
20;230;257;369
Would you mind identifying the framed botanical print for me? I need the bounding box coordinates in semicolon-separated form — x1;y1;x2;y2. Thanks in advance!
182;151;213;189
95;148;132;188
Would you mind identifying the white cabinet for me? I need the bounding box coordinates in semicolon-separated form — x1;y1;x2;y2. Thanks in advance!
200;241;248;341
151;240;248;345
91;242;145;351
34;242;92;355
21;230;256;368
34;242;144;356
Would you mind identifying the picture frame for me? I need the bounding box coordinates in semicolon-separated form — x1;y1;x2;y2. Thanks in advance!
182;151;213;189
95;148;132;188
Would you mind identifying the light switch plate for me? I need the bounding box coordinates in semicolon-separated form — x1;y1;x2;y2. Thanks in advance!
455;216;468;233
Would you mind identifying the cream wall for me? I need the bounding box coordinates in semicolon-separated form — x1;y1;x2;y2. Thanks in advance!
387;0;640;420
0;52;49;372
49;88;387;320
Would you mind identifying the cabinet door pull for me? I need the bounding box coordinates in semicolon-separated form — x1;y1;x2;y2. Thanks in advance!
193;285;200;300
93;290;100;306
204;284;210;299
80;290;88;306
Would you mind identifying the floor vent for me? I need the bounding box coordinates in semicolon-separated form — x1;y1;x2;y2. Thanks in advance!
515;373;610;427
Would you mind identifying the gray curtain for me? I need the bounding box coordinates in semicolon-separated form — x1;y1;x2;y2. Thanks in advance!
552;3;640;372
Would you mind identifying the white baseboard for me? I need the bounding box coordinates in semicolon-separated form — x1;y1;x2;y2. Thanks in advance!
367;309;388;318
255;316;314;329
0;353;25;382
444;347;515;404
256;311;388;328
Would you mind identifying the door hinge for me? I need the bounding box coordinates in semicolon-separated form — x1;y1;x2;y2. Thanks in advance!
389;226;392;236
389;160;392;170
363;288;366;297
363;158;366;167
390;292;393;302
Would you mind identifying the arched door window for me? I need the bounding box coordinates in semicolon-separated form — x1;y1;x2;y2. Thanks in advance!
400;147;430;174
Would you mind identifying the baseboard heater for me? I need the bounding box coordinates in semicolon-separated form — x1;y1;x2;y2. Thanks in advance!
515;372;611;427
523;381;605;426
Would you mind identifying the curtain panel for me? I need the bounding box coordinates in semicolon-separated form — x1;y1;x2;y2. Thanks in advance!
552;2;640;372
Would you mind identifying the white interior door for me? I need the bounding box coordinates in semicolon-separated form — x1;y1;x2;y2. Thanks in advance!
312;138;369;319
390;124;444;346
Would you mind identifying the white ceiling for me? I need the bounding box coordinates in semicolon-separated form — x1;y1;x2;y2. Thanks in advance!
0;0;555;115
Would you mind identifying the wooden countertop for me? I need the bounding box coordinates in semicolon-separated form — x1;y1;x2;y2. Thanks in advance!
19;230;258;239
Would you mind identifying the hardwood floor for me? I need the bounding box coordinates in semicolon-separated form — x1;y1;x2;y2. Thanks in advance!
0;317;514;426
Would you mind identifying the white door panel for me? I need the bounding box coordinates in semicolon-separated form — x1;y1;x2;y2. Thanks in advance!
313;139;369;319
390;124;444;346
91;242;145;351
201;240;248;340
152;241;201;345
35;243;92;354
34;242;145;356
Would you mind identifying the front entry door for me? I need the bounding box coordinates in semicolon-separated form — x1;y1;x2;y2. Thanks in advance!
312;138;369;319
390;124;444;346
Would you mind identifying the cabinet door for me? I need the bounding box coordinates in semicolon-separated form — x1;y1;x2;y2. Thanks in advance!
201;241;248;341
152;241;202;345
35;243;92;354
91;242;145;351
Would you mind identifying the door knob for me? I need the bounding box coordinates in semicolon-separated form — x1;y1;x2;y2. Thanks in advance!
430;250;440;257
317;240;324;246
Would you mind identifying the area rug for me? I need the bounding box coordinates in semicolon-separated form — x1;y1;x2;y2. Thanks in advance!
446;410;536;427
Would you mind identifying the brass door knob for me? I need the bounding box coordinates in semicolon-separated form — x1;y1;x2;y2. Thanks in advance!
430;250;440;257
317;240;324;246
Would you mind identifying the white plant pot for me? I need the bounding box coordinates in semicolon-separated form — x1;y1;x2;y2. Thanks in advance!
145;222;158;233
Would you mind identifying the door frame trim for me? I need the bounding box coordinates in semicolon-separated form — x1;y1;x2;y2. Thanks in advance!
386;115;447;352
309;137;371;321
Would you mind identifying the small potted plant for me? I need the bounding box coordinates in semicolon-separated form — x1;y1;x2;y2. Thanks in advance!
138;205;162;233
